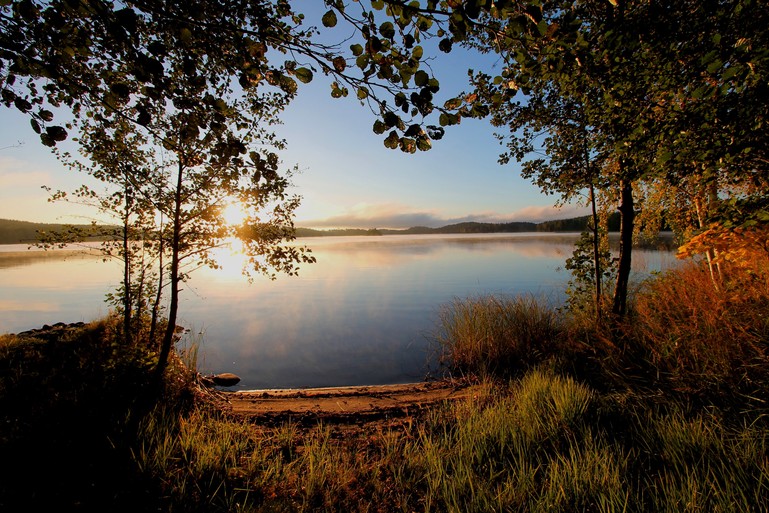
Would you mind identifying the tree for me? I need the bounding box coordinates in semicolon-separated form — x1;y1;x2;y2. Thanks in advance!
61;37;315;378
41;117;162;346
349;0;769;315
3;0;350;377
471;71;614;319
0;0;455;152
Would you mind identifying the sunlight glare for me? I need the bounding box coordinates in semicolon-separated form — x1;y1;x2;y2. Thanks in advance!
222;202;247;227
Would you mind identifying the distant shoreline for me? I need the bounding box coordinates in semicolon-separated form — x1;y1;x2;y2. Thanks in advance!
1;215;628;245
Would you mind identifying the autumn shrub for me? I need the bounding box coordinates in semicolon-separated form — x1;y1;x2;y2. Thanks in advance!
627;257;769;404
436;295;564;378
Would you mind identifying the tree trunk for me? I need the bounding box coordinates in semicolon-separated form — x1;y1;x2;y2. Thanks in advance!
589;183;603;322
149;218;165;348
694;194;721;288
155;162;184;381
612;179;634;317
122;189;132;346
707;182;723;281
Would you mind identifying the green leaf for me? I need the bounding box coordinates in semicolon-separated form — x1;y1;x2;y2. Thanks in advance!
371;0;385;10
384;131;399;149
416;137;431;151
414;70;429;87
357;87;369;100
383;111;400;127
369;36;382;53
412;45;424;60
399;137;416;153
373;120;387;134
380;21;395;39
46;125;68;142
279;76;298;94
332;56;346;72
295;67;313;84
439;113;459;126
404;124;421;137
13;98;32;112
330;82;348;98
322;10;337;28
179;27;192;43
721;65;739;80
350;44;364;56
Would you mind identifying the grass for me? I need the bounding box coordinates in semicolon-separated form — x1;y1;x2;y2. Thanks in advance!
2;257;769;511
435;294;563;378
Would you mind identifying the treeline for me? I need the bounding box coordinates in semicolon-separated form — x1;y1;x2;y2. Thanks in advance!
295;214;623;238
0;219;117;245
293;227;385;237
0;213;635;244
535;213;621;233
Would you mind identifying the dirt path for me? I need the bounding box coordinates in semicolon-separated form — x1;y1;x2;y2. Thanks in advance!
224;380;478;427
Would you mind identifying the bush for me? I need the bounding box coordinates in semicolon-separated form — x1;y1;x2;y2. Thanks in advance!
628;260;769;406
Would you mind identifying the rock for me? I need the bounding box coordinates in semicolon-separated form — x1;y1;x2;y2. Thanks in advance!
198;374;216;387
15;322;89;343
211;373;241;387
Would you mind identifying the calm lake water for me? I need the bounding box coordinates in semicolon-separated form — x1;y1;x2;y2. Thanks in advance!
0;233;676;389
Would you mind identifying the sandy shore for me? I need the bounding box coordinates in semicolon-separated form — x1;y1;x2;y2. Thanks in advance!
224;380;480;427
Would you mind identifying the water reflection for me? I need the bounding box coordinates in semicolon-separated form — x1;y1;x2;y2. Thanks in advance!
0;234;675;388
185;234;580;388
0;245;115;331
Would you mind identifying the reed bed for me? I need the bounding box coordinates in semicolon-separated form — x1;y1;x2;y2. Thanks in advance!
435;294;563;378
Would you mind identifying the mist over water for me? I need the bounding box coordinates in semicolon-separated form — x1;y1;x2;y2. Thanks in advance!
0;234;676;388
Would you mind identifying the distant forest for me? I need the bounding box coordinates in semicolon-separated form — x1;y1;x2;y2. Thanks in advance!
0;215;623;244
0;219;117;245
296;213;622;237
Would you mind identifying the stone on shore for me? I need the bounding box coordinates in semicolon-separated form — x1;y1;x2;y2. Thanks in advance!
211;373;241;387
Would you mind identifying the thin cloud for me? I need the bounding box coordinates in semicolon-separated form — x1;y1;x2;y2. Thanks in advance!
0;166;50;189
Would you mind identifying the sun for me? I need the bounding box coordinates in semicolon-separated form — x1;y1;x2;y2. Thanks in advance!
222;202;247;226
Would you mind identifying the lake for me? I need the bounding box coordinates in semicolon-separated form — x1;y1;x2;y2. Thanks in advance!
0;233;676;389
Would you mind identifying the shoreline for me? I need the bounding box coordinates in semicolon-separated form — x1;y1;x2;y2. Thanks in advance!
224;379;480;426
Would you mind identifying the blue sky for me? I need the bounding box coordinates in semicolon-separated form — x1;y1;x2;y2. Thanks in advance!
0;5;588;229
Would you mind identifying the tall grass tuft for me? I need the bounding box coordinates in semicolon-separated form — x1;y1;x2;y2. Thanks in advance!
436;295;563;378
410;370;629;513
632;407;769;512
